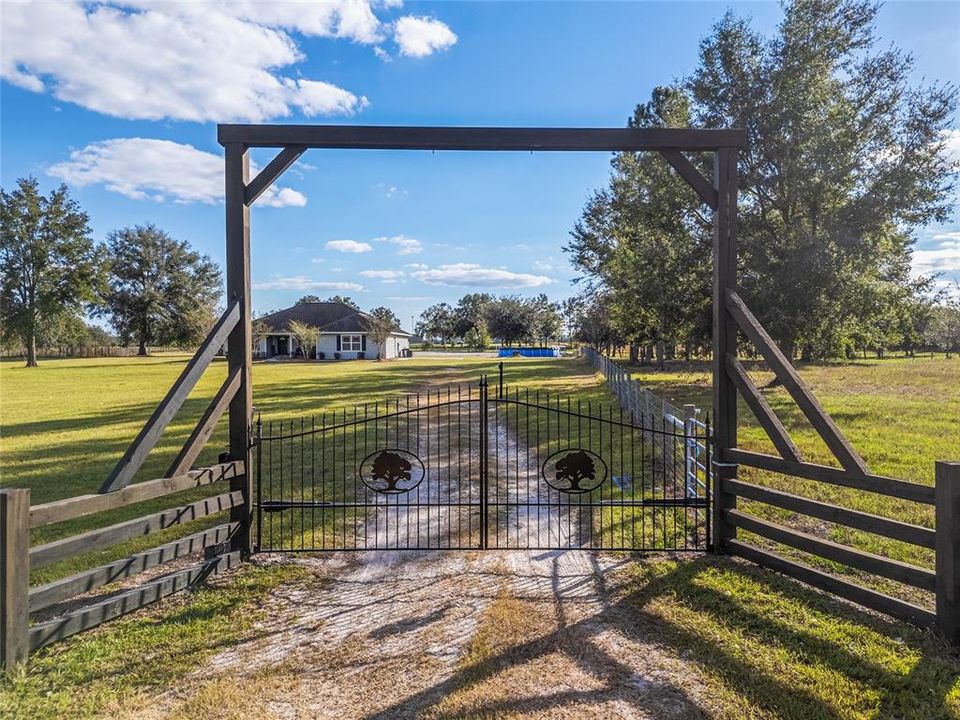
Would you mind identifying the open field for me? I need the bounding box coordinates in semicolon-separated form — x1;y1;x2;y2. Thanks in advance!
2;353;960;718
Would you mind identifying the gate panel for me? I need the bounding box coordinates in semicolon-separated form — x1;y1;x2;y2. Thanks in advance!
256;385;483;551
488;388;710;550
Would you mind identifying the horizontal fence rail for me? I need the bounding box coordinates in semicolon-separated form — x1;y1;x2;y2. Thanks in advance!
717;450;954;636
1;461;246;667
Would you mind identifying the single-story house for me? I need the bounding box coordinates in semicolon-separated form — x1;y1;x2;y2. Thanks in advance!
256;301;412;360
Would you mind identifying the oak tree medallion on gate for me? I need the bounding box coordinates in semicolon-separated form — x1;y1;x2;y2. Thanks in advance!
542;448;607;494
360;448;425;494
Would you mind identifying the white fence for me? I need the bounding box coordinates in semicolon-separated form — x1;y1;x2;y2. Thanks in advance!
582;347;709;497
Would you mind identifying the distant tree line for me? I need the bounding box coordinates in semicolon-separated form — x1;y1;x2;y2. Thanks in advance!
415;293;563;348
565;0;959;367
1;178;222;366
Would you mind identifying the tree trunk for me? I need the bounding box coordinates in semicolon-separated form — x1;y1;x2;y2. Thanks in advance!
629;342;639;364
655;339;665;370
138;337;148;356
25;325;38;367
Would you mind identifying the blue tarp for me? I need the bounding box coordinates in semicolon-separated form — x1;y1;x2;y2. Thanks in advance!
497;347;560;357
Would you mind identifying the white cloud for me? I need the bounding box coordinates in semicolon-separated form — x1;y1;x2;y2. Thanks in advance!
326;240;373;253
253;277;363;291
913;233;960;277
532;259;555;271
942;129;960;164
360;269;405;282
47;137;306;207
377;234;423;255
376;183;405;197
1;1;378;121
394;16;457;58
409;263;552;288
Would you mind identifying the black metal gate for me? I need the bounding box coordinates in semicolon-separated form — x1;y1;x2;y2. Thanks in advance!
254;378;710;552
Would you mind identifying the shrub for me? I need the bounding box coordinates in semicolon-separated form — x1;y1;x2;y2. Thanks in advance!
334;351;341;360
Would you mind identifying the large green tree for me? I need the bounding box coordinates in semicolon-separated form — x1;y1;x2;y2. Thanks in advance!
567;87;711;366
567;0;957;363
0;178;103;367
688;0;956;360
417;302;455;345
98;224;221;355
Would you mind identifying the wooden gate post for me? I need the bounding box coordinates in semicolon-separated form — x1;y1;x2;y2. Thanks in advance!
225;143;253;556
935;461;960;646
1;488;30;668
712;147;738;552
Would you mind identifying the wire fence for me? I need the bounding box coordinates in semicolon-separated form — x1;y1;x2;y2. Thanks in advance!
582;347;709;497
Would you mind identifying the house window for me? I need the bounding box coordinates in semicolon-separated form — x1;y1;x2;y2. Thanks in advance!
341;335;363;351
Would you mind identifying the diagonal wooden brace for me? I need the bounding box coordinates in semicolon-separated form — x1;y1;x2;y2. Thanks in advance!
725;354;802;463
100;301;241;493
660;149;718;209
725;290;868;474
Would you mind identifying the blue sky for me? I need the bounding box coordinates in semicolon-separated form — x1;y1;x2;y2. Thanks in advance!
2;1;958;331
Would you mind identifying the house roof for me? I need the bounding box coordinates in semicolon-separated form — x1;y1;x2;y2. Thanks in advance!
258;302;412;337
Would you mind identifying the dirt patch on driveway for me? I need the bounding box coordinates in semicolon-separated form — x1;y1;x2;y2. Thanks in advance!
139;548;709;719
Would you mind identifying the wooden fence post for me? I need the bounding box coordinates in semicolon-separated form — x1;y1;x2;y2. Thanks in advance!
712;146;738;553
1;488;30;668
712;462;737;552
935;461;960;646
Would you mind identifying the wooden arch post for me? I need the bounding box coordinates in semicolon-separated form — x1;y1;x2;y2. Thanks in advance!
712;147;739;553
224;143;253;555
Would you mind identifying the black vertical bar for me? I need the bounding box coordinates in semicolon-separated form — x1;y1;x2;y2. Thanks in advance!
255;414;262;552
498;361;504;399
480;377;488;549
278;419;284;550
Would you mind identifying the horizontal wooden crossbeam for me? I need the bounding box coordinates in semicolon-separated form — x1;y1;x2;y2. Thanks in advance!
30;491;243;569
29;522;238;612
722;478;935;549
725;290;869;474
727;540;936;628
724;449;935;504
29;551;240;651
725;509;935;591
101;301;240;493
30;462;242;528
218;124;748;151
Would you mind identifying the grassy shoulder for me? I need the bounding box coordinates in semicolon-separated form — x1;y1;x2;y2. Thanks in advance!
0;562;308;720
628;557;960;720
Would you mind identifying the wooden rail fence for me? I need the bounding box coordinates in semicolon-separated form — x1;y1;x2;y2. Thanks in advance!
712;289;959;644
2;462;244;666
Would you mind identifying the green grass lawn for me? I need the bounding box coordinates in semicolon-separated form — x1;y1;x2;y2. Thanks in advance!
2;352;959;718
